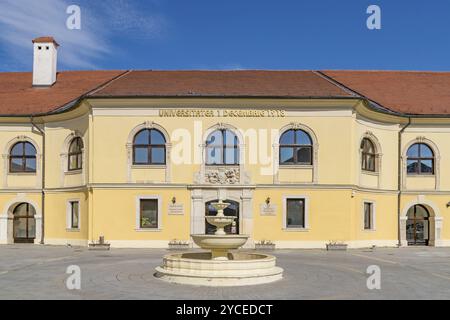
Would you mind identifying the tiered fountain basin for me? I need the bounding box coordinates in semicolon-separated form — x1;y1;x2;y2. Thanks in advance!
155;251;283;286
154;200;283;286
191;234;249;260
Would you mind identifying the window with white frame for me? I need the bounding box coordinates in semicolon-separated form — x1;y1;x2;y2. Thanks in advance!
139;199;159;229
10;141;37;173
205;129;239;165
68;201;80;229
279;129;313;165
68;137;83;171
286;198;305;228
361;138;376;172
364;202;374;230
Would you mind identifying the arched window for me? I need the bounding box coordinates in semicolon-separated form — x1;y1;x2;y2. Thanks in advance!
10;142;36;173
133;129;166;165
206;129;239;165
407;143;434;175
406;204;430;245
279;129;312;165
68;137;83;171
13;203;36;243
361;138;376;172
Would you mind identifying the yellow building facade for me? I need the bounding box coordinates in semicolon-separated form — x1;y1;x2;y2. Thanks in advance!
1;96;449;248
1;39;449;248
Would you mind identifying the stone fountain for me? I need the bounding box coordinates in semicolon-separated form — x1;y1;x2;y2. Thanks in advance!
155;200;283;286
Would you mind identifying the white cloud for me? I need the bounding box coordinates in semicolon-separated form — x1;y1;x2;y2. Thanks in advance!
0;0;166;70
94;0;166;39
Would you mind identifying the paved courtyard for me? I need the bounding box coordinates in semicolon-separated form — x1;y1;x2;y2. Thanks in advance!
0;245;449;299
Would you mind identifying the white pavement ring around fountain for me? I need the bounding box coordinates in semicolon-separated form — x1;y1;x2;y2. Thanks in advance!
154;200;284;286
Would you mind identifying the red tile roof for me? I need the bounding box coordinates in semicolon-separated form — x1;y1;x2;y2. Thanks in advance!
1;69;450;116
0;70;125;116
32;36;60;47
89;70;352;98
322;71;450;115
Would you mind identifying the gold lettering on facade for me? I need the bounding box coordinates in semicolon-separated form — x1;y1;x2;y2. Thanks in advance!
159;109;285;117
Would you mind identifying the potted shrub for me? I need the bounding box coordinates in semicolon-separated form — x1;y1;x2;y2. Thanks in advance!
326;240;348;251
255;239;275;250
88;235;111;251
168;239;190;250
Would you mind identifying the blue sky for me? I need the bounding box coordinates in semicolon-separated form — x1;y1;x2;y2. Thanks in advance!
1;0;449;71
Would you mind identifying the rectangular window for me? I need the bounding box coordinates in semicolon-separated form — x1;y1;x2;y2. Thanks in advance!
362;154;375;172
280;147;295;164
70;201;79;229
296;147;312;164
286;198;305;228
206;146;222;165
140;199;158;229
134;147;149;164
151;147;166;164
364;202;373;230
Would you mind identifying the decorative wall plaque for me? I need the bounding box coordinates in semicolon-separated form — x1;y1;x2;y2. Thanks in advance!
168;204;184;215
260;204;277;216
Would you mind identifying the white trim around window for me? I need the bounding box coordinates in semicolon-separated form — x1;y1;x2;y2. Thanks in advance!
282;195;310;231
135;195;162;231
362;200;376;231
66;199;80;231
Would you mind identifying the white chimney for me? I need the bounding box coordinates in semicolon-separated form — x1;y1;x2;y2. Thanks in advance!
32;36;59;86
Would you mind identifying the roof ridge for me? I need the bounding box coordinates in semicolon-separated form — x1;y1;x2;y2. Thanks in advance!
86;70;132;97
313;71;360;98
41;70;131;115
36;70;129;116
316;71;397;114
323;69;450;74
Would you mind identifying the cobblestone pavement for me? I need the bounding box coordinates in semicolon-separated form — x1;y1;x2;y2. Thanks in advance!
0;245;449;299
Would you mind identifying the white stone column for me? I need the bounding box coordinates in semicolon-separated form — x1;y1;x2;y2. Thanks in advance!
241;189;254;248
34;215;42;244
0;215;8;244
165;143;172;183
433;216;443;246
191;189;205;236
400;216;408;246
272;143;279;184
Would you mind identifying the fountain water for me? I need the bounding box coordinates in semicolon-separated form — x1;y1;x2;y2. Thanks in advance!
155;200;283;286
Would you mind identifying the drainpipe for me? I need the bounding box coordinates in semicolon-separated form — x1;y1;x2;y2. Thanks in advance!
397;117;411;247
30;116;45;244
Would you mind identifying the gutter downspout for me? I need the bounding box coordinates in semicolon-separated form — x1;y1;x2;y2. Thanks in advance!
398;117;411;247
30;116;45;244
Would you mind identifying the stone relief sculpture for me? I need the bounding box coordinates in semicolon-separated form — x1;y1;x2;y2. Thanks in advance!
205;167;240;184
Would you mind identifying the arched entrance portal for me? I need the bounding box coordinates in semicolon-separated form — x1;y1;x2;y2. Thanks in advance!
205;200;239;235
13;203;36;243
406;204;430;246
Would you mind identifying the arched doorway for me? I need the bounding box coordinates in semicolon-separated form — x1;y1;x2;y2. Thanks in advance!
205;200;239;235
406;204;429;246
13;203;36;243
